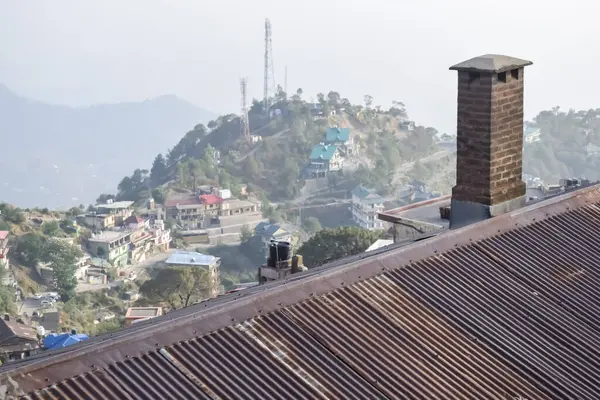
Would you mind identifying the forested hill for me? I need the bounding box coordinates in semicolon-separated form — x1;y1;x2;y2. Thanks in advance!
523;107;600;182
0;84;216;209
109;88;445;205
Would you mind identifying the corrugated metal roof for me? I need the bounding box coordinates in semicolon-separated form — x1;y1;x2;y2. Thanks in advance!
166;251;219;267
5;184;600;399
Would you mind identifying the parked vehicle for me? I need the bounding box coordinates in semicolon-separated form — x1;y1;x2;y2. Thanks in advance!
32;294;42;300
40;300;52;307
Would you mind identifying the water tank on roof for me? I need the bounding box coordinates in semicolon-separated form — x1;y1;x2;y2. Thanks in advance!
276;241;291;262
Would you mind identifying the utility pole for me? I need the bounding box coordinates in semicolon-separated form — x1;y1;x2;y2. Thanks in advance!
284;66;288;95
240;77;250;140
263;18;275;115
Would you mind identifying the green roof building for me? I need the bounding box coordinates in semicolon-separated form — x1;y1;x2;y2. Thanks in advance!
307;144;343;178
325;127;355;155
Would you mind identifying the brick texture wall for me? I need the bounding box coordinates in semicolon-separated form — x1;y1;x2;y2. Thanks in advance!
452;68;526;206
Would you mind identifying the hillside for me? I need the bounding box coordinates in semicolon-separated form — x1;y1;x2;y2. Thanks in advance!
0;84;217;209
108;90;446;207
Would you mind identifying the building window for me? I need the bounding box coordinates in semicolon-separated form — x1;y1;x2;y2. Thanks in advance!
511;69;519;80
497;71;507;83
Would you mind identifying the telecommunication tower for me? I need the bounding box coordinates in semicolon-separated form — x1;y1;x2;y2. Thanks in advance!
263;18;276;114
240;77;250;140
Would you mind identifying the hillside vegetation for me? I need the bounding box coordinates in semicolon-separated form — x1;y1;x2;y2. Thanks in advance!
108;89;444;205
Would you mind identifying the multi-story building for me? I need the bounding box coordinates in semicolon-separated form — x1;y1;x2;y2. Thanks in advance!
82;213;115;230
351;186;386;230
87;231;132;267
306;144;343;178
0;231;9;270
325;127;355;155
165;251;221;298
93;201;134;226
164;193;260;231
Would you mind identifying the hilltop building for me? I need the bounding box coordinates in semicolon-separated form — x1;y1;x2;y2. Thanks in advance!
524;125;541;143
11;54;600;400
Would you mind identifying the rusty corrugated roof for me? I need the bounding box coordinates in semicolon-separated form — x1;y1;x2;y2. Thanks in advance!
6;184;600;399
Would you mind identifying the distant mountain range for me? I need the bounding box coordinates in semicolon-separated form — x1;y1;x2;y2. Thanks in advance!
0;84;217;209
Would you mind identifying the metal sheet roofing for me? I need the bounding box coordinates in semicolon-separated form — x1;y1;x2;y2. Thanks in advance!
165;251;219;267
5;184;600;399
309;144;337;161
325;127;350;142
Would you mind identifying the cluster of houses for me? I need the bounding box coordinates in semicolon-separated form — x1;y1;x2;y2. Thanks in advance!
306;127;355;178
79;200;172;269
154;186;263;243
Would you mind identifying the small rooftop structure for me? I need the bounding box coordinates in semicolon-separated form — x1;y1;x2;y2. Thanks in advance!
165;251;219;267
255;222;290;238
351;186;384;204
88;230;131;244
125;307;162;319
449;54;533;73
125;307;162;326
199;194;223;205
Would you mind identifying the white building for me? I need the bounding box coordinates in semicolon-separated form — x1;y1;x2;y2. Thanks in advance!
165;251;221;297
351;186;386;230
524;126;541;143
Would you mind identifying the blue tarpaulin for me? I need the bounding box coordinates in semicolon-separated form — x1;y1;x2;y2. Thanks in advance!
43;333;89;350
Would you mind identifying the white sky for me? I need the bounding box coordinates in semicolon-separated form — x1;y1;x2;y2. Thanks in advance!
1;0;598;133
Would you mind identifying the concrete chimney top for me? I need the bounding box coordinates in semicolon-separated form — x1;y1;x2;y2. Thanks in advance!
450;54;532;73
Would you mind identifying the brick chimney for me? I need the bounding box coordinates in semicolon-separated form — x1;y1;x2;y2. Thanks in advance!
449;54;533;229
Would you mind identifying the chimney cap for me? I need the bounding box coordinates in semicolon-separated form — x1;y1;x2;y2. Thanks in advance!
449;54;533;73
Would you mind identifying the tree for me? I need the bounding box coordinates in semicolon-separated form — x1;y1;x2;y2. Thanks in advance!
42;220;62;237
43;239;83;301
14;233;45;268
240;224;253;243
0;286;16;315
297;226;384;268
151;187;166;204
302;217;322;235
207;120;218;130
150;154;168;186
139;267;211;310
96;193;115;205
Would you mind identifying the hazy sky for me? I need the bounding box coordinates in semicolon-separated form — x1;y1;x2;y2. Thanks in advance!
1;0;598;133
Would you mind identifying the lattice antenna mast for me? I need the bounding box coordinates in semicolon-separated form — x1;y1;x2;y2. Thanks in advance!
263;18;276;114
240;77;250;139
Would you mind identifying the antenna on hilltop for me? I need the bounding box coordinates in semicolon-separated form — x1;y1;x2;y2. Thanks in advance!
240;77;250;140
263;18;276;115
284;66;288;95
